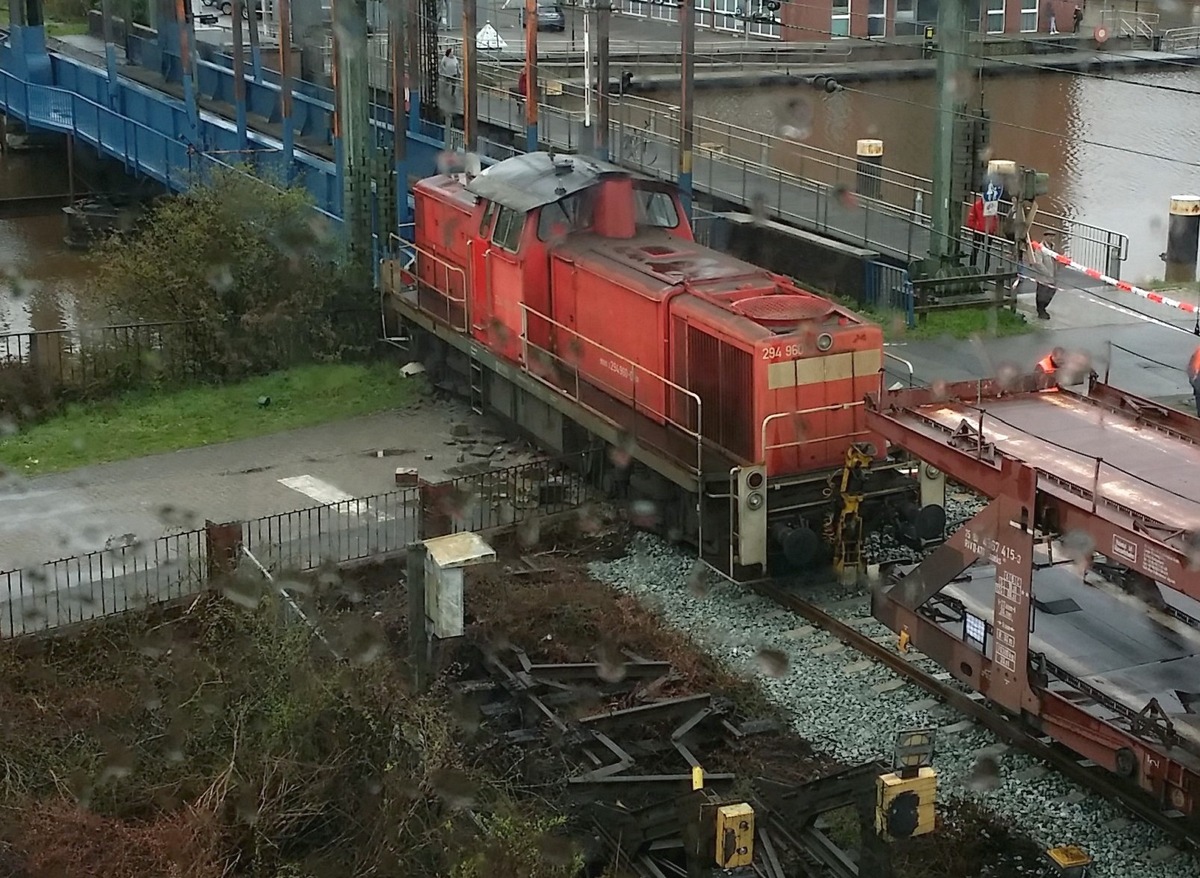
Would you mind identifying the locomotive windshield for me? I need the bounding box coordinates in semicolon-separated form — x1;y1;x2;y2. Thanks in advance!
634;188;679;229
537;188;595;241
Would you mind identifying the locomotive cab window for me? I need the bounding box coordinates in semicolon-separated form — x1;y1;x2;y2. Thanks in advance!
479;200;499;237
634;188;679;229
491;206;526;252
537;189;595;241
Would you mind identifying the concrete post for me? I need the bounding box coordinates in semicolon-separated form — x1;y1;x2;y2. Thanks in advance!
1166;195;1200;284
855;138;883;201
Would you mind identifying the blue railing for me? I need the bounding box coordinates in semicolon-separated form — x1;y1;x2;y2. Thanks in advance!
864;260;916;327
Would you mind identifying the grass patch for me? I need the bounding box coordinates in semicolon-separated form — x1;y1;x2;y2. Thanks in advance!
899;306;1032;340
0;362;420;475
0;0;92;36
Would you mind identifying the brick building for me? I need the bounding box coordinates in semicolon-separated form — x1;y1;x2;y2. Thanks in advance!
615;0;1073;41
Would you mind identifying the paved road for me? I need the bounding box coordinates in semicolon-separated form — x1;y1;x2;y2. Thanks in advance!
0;395;514;570
890;274;1200;406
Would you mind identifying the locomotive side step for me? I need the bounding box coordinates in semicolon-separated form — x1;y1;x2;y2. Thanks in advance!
469;354;486;415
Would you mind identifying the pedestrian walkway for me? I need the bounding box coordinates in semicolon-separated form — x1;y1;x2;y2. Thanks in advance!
464;79;1126;274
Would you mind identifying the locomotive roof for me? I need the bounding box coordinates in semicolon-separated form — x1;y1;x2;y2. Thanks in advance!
466;151;639;213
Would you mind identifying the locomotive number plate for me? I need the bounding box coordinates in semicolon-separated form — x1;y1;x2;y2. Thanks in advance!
761;344;802;361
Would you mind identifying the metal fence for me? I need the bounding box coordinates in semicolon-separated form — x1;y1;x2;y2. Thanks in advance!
863;261;915;326
0;456;593;639
0;321;200;391
242;488;421;572
0;309;381;402
1;530;208;639
440;455;594;534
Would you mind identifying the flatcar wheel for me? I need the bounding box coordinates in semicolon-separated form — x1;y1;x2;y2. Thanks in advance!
1115;747;1137;779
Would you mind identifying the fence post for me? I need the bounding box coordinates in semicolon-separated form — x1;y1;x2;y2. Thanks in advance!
418;478;455;540
204;519;242;579
407;541;430;692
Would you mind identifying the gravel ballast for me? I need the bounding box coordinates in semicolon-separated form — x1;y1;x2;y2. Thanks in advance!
588;528;1199;878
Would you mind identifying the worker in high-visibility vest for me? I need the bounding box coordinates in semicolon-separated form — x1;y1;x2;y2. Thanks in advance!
1188;346;1200;413
1036;347;1065;388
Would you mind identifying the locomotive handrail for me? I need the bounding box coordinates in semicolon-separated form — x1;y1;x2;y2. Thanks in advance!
760;403;872;461
516;303;705;484
883;352;915;390
388;231;470;334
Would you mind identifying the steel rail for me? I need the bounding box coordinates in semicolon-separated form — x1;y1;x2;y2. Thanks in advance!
751;582;1200;856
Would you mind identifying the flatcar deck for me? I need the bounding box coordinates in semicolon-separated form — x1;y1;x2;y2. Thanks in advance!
869;376;1200;811
938;555;1200;764
890;390;1200;532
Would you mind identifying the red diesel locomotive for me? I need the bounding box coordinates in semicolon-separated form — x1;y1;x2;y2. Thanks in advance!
384;151;944;579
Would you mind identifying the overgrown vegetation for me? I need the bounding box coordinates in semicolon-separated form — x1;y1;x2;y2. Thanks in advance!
0;577;581;878
0;363;420;474
88;167;362;381
2;169;376;427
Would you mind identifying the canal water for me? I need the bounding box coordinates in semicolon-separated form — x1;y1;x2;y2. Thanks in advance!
2;63;1197;332
0;148;91;335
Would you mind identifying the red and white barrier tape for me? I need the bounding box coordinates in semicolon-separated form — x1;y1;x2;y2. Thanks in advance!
1029;239;1199;316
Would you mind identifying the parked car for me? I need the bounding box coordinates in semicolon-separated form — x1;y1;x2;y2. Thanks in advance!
519;3;566;31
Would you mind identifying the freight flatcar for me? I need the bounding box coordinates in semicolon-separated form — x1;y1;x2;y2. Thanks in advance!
382;151;945;580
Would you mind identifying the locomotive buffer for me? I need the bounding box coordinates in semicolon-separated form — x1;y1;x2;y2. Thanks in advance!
866;372;1200;817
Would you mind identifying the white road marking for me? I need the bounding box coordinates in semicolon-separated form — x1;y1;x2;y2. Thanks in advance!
1081;292;1162;326
278;475;394;522
279;475;356;505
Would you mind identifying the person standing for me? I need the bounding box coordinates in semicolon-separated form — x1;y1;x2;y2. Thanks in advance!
1009;196;1038;290
1073;5;1083;32
1048;1;1059;33
439;47;461;95
967;190;1001;269
1033;230;1060;319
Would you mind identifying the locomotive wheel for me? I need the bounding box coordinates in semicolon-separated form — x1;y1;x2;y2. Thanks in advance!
914;504;947;541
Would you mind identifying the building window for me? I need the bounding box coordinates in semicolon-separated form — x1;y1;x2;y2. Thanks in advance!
986;0;1004;33
894;0;916;34
1020;0;1038;31
868;0;886;35
831;0;851;36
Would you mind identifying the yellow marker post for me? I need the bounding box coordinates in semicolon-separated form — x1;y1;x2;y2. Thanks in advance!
692;766;704;791
898;627;911;653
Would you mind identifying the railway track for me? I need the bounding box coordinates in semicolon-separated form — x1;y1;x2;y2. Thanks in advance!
586;533;1200;876
753;580;1200;859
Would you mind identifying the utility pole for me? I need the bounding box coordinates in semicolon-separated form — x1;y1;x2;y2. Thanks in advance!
595;0;610;159
277;0;295;182
463;0;478;152
926;0;971;270
391;0;409;225
333;0;372;278
678;0;695;221
524;0;538;152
